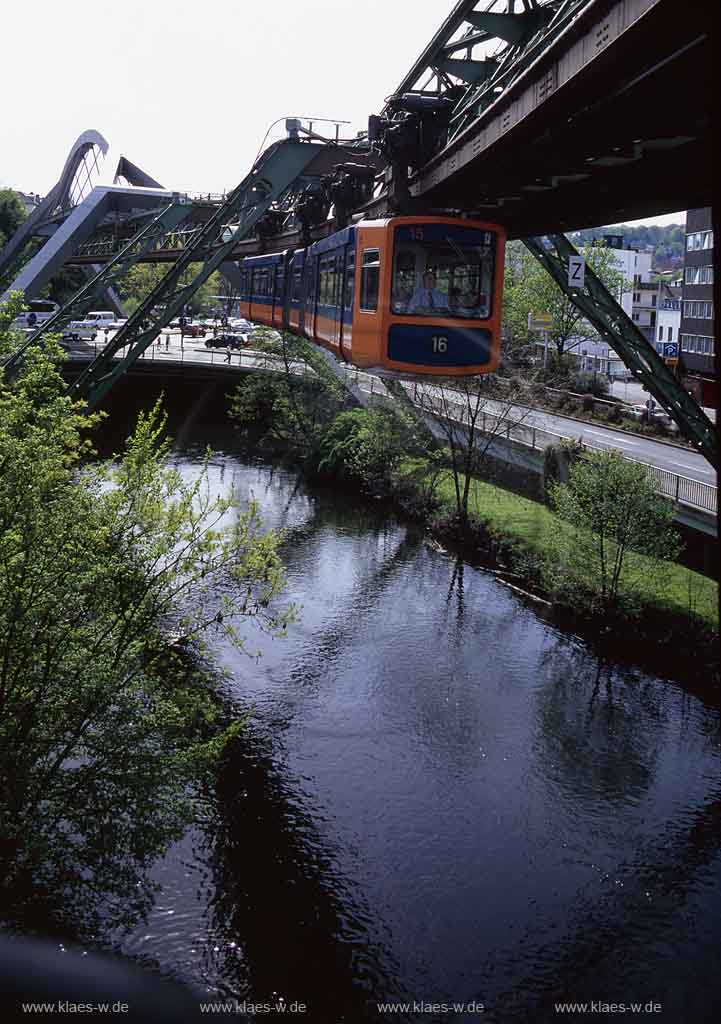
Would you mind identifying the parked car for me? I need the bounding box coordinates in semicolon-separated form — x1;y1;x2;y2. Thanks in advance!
229;318;253;332
627;403;679;432
205;333;249;350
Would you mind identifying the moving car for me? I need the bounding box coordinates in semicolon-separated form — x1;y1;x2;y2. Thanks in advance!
204;333;249;350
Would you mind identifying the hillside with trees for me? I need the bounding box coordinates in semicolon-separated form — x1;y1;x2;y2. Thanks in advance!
569;222;685;273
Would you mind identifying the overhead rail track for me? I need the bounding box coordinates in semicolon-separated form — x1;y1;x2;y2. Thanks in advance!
0;3;713;459
67;136;337;410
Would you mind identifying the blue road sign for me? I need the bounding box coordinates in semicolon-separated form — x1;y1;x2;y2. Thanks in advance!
663;342;678;358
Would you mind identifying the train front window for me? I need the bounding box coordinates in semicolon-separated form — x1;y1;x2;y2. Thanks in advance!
391;224;495;319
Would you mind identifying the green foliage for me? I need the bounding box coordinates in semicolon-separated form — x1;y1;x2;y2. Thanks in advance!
394;454;717;627
0;189;27;249
546;450;682;614
0;305;291;936
230;331;346;450
312;407;406;491
118;263;221;316
503;241;628;361
0;291;26;356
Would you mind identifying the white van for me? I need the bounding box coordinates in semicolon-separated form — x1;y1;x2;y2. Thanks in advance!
84;311;119;327
66;311;125;339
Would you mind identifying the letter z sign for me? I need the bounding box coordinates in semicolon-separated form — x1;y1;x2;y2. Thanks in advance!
568;255;585;288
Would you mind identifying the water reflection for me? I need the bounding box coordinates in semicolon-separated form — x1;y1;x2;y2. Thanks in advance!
200;731;407;1018
113;440;721;1022
534;647;662;807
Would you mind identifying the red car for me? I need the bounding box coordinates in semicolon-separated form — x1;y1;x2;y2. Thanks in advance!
179;321;204;337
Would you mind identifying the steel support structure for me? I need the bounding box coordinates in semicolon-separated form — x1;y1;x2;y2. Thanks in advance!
1;201;190;381
522;234;717;467
69;139;328;410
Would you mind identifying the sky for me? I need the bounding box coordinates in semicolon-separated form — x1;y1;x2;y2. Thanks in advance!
0;0;684;228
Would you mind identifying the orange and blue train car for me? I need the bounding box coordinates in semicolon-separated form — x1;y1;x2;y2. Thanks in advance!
238;216;506;376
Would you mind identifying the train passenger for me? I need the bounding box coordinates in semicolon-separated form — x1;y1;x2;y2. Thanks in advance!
406;270;448;313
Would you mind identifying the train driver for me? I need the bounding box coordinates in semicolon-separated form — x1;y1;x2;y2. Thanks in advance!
406;270;448;313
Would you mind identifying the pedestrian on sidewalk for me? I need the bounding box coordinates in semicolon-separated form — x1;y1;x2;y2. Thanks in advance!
165;335;170;350
224;345;232;364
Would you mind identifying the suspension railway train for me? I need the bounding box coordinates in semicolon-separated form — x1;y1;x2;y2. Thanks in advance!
238;216;506;376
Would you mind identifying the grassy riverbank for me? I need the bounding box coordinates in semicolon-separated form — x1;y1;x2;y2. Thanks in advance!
392;456;718;632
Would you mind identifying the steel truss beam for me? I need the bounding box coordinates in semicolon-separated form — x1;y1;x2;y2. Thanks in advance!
68;139;329;410
1;201;190;381
522;234;717;467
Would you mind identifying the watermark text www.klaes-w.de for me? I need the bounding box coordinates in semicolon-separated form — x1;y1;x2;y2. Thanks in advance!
555;1002;662;1015
21;1002;129;1015
376;1001;485;1015
199;1000;307;1015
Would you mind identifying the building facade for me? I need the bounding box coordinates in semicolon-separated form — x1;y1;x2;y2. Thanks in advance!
680;208;715;406
654;284;681;356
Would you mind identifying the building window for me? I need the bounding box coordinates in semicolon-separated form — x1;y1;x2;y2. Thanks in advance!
681;334;714;356
686;230;714;251
667;326;673;341
684;300;714;319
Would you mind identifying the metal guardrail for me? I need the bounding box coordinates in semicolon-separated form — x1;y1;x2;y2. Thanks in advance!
345;371;717;517
59;344;716;516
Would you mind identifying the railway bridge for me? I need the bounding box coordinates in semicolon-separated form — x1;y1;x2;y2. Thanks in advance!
0;0;715;459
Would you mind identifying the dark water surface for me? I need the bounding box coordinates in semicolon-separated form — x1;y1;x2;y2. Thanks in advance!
118;431;721;1022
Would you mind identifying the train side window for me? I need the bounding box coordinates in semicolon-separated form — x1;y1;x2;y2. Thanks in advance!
360;249;380;312
319;257;328;305
292;268;302;302
330;255;340;307
344;250;355;309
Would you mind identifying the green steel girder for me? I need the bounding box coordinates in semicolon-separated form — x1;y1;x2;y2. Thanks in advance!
464;7;553;46
1;201;190;381
68;139;328;410
447;1;583;140
381;1;587;154
522;234;717;467
433;56;499;84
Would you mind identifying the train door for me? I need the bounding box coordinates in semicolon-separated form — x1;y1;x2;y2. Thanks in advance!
304;256;318;340
272;264;283;328
330;253;343;350
298;253;311;337
339;244;355;358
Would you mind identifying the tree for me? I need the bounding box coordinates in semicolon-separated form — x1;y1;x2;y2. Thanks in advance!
0;190;27;251
230;330;348;452
118;263;222;316
503;240;628;368
0;300;291;936
410;375;535;529
547;449;681;614
313;405;409;491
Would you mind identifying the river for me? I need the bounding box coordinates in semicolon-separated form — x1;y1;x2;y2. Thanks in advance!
117;428;721;1022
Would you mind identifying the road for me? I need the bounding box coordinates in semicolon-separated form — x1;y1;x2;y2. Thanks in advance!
72;331;716;489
